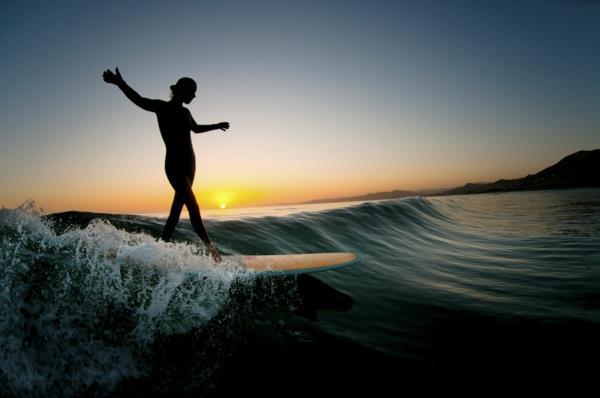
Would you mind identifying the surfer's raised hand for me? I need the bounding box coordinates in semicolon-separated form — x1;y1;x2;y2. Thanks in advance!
216;122;230;132
103;67;125;86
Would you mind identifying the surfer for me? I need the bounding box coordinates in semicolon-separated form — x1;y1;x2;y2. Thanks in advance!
103;67;228;262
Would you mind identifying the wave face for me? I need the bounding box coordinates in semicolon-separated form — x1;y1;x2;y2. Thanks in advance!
2;189;600;395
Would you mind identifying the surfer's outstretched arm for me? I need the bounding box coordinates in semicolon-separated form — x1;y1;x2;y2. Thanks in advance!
188;111;230;134
103;67;161;112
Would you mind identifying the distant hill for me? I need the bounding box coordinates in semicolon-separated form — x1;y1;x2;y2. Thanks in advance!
302;189;418;205
298;150;599;206
438;149;600;196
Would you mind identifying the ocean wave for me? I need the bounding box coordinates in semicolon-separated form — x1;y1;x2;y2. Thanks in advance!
0;201;248;397
2;191;600;396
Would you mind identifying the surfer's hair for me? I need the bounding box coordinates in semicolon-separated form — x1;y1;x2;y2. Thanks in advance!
170;77;196;98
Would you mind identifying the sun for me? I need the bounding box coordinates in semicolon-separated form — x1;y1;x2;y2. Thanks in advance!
212;191;235;209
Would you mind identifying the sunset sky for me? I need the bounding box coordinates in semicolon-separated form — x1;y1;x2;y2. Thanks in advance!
1;0;599;213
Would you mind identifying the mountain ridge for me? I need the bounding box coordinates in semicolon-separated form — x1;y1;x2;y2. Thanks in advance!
299;149;600;204
438;149;600;196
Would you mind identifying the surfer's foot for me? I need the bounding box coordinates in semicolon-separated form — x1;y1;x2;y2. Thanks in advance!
207;244;222;263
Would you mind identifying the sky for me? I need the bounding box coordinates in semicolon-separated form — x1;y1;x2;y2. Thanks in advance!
1;0;599;213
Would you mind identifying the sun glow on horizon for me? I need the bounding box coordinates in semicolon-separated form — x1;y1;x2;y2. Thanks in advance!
199;187;267;210
212;191;233;210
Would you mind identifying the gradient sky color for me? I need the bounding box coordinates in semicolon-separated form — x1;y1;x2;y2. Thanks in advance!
1;0;599;213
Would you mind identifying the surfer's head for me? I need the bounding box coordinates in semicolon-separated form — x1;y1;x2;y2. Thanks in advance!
170;77;197;104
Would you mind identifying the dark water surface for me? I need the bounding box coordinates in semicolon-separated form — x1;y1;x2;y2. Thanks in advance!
1;189;599;396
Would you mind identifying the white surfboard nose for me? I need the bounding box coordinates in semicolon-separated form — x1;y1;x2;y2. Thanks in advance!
241;252;360;274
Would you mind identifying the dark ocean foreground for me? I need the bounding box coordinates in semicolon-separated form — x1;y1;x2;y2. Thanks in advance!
1;189;600;396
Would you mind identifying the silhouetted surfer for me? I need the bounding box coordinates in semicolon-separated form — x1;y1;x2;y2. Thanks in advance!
103;68;228;262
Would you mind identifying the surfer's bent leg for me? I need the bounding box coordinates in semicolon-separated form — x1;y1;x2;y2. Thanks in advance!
181;185;211;245
161;192;185;242
164;174;211;245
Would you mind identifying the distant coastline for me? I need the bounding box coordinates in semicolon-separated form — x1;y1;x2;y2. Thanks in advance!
435;149;600;196
302;189;421;205
300;149;600;205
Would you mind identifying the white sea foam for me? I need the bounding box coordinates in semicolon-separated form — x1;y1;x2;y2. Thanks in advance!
0;201;251;396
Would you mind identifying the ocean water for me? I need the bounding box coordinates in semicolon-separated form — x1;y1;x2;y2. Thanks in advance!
1;189;599;396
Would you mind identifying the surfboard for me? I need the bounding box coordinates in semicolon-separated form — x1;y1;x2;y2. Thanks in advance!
240;252;360;275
